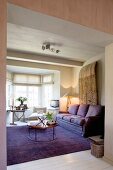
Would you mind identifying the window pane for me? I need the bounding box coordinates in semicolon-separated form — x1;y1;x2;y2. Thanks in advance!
14;86;27;106
27;86;40;107
14;85;40;107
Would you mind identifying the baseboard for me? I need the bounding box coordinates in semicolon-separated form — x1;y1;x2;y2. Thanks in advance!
103;156;113;166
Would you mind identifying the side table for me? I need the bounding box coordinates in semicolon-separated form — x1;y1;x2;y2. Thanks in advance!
89;135;104;158
7;109;25;125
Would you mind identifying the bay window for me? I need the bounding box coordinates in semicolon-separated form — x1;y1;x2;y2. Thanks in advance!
13;73;54;107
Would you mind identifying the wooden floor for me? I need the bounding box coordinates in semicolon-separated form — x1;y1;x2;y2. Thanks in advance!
7;150;113;170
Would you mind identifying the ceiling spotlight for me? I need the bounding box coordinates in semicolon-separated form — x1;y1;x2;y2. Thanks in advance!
51;48;55;52
42;42;60;53
42;45;45;50
46;43;50;49
56;50;60;53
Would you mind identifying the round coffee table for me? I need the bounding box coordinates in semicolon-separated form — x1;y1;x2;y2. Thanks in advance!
28;123;58;142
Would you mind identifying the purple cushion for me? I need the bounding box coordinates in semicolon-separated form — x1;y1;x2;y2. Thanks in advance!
63;115;79;122
85;105;102;118
56;113;70;119
77;104;89;117
70;116;85;126
63;116;71;122
68;104;79;115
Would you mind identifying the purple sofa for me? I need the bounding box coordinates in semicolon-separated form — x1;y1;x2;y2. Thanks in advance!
56;104;104;137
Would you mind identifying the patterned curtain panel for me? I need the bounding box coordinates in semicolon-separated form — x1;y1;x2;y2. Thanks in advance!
79;62;97;105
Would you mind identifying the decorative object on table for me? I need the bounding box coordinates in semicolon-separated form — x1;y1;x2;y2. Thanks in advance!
45;112;56;125
45;112;53;120
15;106;20;110
16;97;27;105
16;97;28;110
22;104;28;110
47;120;57;125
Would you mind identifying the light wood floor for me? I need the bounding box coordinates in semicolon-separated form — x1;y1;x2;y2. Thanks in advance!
7;150;113;170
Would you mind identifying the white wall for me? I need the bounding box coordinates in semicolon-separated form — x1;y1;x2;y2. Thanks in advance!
104;43;113;164
72;67;81;96
83;53;105;105
6;71;13;81
53;71;60;99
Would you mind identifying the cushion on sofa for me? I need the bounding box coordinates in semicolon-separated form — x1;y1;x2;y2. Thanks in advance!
77;104;89;117
70;116;85;126
85;105;103;118
68;104;79;115
63;115;72;122
56;113;70;119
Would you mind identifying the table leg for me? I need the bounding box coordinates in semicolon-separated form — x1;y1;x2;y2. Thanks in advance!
53;127;55;140
10;111;17;125
35;128;37;141
14;111;25;122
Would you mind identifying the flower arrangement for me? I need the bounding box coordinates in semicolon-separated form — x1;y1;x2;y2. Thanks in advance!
16;97;27;105
45;112;53;121
45;112;56;125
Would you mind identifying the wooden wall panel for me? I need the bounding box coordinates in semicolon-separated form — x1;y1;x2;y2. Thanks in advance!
8;0;113;35
0;0;7;169
104;44;113;164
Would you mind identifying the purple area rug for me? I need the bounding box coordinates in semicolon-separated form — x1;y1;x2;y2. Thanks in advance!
7;125;90;165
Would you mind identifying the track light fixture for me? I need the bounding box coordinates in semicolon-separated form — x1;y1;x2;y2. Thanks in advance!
42;42;60;53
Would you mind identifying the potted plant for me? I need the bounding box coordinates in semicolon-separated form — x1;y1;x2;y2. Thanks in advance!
46;112;53;121
16;97;27;105
45;112;56;125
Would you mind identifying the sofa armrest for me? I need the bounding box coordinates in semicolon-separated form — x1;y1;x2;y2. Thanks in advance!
83;116;104;137
85;115;102;123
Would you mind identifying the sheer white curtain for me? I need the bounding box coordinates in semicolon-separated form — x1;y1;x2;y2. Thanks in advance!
42;84;53;107
42;74;54;107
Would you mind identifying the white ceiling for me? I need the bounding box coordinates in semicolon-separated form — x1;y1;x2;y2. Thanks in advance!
7;4;113;62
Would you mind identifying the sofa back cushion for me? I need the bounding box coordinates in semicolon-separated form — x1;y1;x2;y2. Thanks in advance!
85;105;103;118
68;104;79;115
77;104;89;117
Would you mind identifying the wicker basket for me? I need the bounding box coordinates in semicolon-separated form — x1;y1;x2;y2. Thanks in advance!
91;143;104;158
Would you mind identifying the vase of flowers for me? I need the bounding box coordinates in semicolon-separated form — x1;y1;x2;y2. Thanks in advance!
46;112;53;121
16;97;27;106
45;112;56;125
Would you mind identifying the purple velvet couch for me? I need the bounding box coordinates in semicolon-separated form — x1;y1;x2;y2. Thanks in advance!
56;104;104;137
